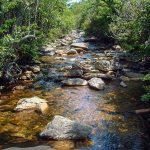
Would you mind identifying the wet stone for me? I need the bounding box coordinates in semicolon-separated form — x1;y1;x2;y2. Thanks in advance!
14;96;48;114
40;115;92;140
62;78;88;86
88;77;105;90
29;65;41;73
120;81;127;88
67;49;78;55
71;43;88;50
120;76;130;82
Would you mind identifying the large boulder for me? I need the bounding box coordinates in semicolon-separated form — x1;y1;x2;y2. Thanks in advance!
14;96;48;114
83;73;114;80
95;59;122;71
40;115;92;140
61;64;83;78
62;78;87;86
71;43;88;50
88;77;105;90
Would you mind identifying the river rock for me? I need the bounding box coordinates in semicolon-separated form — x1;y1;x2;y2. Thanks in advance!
112;45;122;51
24;71;34;79
67;49;78;55
29;65;40;73
62;78;87;86
88;77;105;90
14;96;48;114
19;75;27;80
120;76;130;82
0;86;5;90
120;81;127;88
75;48;86;53
83;73;114;80
55;49;67;55
63;64;83;77
40;115;92;140
46;51;56;56
14;85;25;90
95;59;122;71
61;42;68;46
42;45;55;53
71;43;88;50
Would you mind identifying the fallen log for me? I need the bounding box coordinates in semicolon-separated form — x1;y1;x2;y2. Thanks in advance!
134;108;150;114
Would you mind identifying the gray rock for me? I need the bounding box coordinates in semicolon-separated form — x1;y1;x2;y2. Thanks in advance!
3;146;53;150
62;78;87;86
40;115;92;140
42;45;55;53
14;96;48;114
71;43;88;50
61;64;83;78
67;49;78;55
112;45;122;51
29;65;40;73
120;76;130;82
0;86;5;90
83;73;114;80
46;51;56;56
88;77;105;90
95;59;122;71
120;81;127;88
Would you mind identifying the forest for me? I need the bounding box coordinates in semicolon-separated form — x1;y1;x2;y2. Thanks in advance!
0;0;150;149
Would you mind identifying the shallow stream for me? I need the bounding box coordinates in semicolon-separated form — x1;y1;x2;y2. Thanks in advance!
0;32;149;150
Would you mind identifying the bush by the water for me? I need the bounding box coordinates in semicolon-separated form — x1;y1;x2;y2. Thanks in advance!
0;0;75;75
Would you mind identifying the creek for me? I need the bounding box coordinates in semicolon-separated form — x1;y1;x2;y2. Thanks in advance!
0;30;149;150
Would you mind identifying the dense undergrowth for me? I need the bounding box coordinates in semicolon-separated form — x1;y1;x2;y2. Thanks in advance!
0;0;75;76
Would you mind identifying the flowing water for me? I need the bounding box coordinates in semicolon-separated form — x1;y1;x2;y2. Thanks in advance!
0;32;150;150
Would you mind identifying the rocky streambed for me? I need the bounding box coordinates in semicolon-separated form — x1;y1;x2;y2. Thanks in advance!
0;30;150;150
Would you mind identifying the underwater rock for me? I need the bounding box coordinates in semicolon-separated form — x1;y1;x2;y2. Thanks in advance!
14;96;48;114
62;78;87;86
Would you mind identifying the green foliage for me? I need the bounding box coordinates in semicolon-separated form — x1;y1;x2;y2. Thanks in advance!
143;74;150;81
74;0;150;49
141;92;150;102
109;0;150;52
0;0;75;76
141;73;150;101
